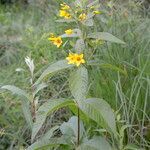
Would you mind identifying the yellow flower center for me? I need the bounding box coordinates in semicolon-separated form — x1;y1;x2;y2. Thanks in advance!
76;56;81;61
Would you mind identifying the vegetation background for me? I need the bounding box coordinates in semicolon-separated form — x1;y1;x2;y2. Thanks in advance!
0;0;150;149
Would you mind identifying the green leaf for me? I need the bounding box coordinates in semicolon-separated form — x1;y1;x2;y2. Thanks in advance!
27;137;67;150
33;82;47;97
56;19;75;23
27;126;59;150
88;32;125;44
79;98;117;136
35;60;74;84
60;116;84;139
77;136;112;150
99;63;127;76
31;99;74;141
21;100;33;130
41;126;59;140
69;66;88;103
79;13;95;27
1;85;30;100
1;85;33;129
69;105;89;123
75;39;85;53
83;18;94;27
88;62;128;76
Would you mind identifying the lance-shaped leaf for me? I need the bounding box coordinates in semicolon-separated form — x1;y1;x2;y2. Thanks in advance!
77;136;112;150
75;39;85;53
35;60;74;84
1;85;33;129
21;100;33;130
88;62;128;76
27;126;59;150
60;116;85;139
31;99;74;141
83;18;94;27
27;137;67;150
79;98;117;136
1;85;30;100
69;66;88;103
88;32;125;44
33;82;48;97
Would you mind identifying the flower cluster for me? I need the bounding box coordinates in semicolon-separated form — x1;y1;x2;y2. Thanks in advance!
59;3;71;19
48;1;102;67
66;53;85;67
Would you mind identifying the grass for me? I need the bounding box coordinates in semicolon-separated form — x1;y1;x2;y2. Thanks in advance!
0;0;150;149
89;1;150;147
0;2;62;149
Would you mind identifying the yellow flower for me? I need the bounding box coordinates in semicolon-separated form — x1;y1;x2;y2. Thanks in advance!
59;10;67;17
64;14;71;19
74;54;85;66
66;53;76;64
93;10;101;15
52;37;62;48
59;10;72;19
60;3;70;10
48;35;62;48
66;53;85;67
78;13;87;21
65;29;73;35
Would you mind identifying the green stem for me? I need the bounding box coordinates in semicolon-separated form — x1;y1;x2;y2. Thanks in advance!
31;78;36;122
77;106;80;146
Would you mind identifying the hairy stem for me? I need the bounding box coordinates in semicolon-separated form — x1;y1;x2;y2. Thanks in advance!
31;79;36;122
77;106;80;146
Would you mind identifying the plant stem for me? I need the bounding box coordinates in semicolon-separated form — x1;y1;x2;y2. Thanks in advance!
31;79;36;122
77;106;80;146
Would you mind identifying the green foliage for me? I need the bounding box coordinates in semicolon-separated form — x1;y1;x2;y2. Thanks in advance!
1;85;30;100
79;98;117;136
1;85;33;129
60;116;84;140
27;126;60;150
88;32;125;44
77;136;112;150
69;66;88;103
36;60;74;84
31;99;74;141
0;0;150;149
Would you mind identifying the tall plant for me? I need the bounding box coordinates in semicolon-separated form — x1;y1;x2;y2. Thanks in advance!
1;1;137;150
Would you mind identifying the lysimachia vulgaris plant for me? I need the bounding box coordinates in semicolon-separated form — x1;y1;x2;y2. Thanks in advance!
1;1;129;150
